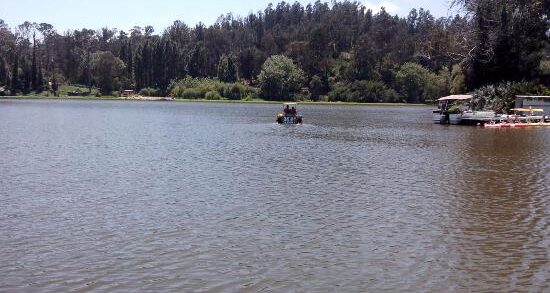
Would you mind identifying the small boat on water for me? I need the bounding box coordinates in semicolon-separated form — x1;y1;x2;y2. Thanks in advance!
276;102;303;125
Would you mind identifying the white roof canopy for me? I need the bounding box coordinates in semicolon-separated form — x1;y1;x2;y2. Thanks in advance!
516;95;550;99
438;95;473;101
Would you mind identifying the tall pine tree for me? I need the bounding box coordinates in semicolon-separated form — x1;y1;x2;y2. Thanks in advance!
10;57;19;94
31;34;37;91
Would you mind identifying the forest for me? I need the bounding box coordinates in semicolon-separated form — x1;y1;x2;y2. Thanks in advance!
0;0;548;103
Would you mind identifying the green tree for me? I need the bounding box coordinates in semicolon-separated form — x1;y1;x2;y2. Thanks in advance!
328;80;400;103
10;57;19;93
0;57;6;86
453;0;548;87
188;41;206;77
396;62;447;103
450;64;466;94
36;64;44;92
91;51;126;95
31;36;37;91
258;55;305;101
469;81;539;113
428;67;451;100
217;54;238;82
309;75;324;101
239;47;264;81
538;60;550;86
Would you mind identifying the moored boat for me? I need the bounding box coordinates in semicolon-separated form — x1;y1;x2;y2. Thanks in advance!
484;121;534;128
501;122;529;128
507;107;545;123
431;95;550;126
457;110;497;125
484;122;502;128
432;109;446;123
432;95;490;125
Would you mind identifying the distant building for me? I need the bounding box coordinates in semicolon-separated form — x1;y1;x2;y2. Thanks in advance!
515;96;550;114
122;90;135;97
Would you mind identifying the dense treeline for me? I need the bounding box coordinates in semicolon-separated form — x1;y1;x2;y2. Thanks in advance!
0;0;548;102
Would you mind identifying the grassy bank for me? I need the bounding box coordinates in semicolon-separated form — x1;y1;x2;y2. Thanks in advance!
0;95;425;106
0;95;122;101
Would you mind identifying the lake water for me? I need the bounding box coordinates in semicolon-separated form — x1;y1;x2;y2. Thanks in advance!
0;99;548;292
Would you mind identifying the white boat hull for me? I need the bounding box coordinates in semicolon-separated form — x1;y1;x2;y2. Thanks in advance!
432;112;446;124
449;114;462;125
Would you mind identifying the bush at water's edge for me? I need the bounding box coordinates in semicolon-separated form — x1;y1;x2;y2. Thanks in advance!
169;76;259;100
471;81;550;113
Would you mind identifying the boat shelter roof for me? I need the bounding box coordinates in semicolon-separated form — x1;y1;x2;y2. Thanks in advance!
516;95;550;99
437;95;473;101
510;108;544;112
283;102;298;106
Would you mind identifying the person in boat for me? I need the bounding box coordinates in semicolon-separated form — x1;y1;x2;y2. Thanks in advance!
291;106;297;115
284;105;290;115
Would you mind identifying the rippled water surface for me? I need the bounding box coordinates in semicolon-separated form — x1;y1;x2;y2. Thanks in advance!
1;99;548;292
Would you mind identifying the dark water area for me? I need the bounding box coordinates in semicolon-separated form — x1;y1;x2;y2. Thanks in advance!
0;99;548;292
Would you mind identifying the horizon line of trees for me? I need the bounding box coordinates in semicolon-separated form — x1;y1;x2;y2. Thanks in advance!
0;0;548;102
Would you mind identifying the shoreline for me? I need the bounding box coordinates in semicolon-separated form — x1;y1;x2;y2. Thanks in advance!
0;96;426;107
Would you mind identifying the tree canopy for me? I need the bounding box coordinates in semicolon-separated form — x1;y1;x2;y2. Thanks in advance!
0;0;547;100
258;55;305;101
91;51;125;94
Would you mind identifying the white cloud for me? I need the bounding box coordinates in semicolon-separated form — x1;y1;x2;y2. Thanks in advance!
363;1;400;14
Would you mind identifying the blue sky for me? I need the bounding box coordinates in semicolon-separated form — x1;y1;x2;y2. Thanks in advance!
0;0;455;32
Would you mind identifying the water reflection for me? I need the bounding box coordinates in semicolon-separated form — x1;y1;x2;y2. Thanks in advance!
438;128;549;290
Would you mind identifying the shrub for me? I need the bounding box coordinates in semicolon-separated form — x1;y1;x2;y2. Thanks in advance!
169;76;258;100
295;88;311;101
205;90;222;100
139;87;161;97
59;84;95;96
182;88;204;99
319;95;329;102
222;83;247;100
169;83;185;98
328;80;401;103
471;81;548;113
